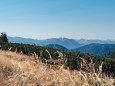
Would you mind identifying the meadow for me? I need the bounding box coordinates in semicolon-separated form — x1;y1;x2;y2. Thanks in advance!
0;50;114;86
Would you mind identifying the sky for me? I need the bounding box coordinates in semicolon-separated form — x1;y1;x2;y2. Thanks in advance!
0;0;115;40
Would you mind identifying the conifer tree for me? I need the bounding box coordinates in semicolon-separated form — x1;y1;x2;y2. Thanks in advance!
0;32;8;43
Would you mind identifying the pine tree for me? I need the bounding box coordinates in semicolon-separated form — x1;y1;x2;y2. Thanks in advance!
0;32;8;43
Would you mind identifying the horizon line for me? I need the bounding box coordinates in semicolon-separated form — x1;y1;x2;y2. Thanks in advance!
8;36;115;41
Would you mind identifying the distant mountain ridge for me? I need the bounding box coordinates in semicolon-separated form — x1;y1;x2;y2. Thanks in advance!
8;37;83;49
8;37;115;49
8;37;115;55
77;39;115;45
73;43;115;55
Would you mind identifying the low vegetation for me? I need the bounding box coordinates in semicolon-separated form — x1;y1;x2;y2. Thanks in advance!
0;51;114;86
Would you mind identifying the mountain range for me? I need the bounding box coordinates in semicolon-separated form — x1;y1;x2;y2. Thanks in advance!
8;37;83;49
8;37;115;55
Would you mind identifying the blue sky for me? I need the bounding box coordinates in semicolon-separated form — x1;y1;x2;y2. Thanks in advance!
0;0;115;39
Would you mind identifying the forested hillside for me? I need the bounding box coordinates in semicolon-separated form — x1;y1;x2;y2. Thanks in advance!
46;44;68;51
73;43;115;55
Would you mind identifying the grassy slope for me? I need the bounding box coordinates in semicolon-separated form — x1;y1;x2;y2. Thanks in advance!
0;50;114;86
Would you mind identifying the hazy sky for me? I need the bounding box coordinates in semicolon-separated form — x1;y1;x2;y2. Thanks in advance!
0;0;115;39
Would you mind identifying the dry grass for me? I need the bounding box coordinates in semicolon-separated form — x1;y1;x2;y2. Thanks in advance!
0;50;114;86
